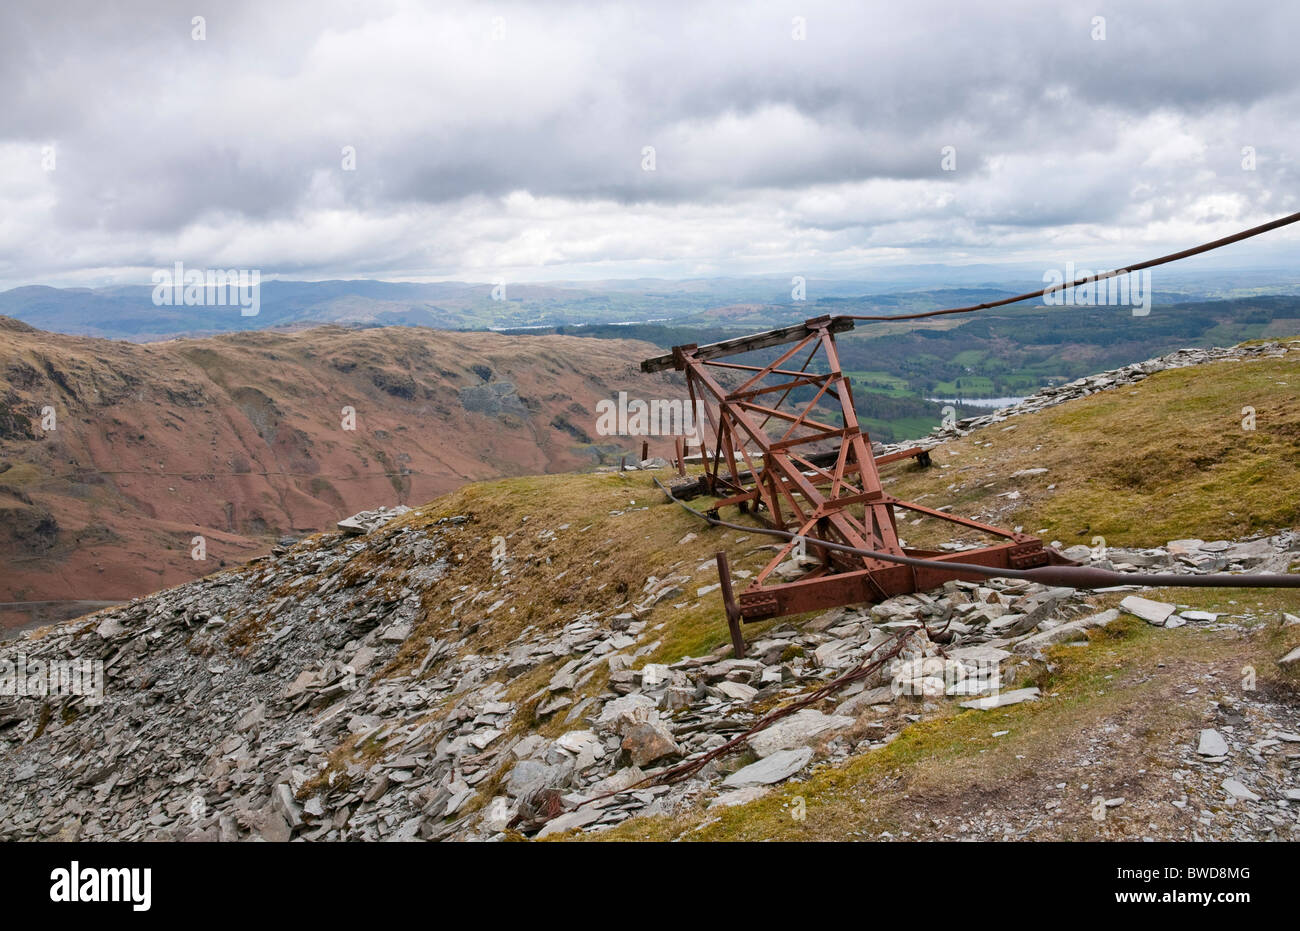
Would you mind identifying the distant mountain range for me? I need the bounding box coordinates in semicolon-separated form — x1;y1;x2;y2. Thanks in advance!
5;268;1299;341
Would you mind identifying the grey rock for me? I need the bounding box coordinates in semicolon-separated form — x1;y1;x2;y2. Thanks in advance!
1198;729;1230;757
621;722;681;767
1119;595;1176;626
959;687;1040;710
1221;778;1260;802
722;748;813;787
748;710;853;758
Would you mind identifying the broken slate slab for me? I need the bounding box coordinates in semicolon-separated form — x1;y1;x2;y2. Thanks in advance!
1221;778;1260;802
1013;609;1118;653
708;786;770;809
1197;728;1230;757
716;680;758;702
1119;595;1176;626
836;685;896;716
958;687;1040;710
747;709;853;758
337;505;412;536
536;803;605;838
722;747;813;788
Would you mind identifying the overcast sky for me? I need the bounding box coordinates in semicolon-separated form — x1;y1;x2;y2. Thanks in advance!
1;0;1297;289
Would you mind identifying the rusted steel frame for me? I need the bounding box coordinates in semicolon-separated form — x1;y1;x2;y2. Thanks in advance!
684;368;721;494
811;323;902;556
715;551;746;657
724;339;821;411
819;326;884;495
725;372;829;401
710;488;762;510
693;361;796;526
640;315;854;372
762;471;787;530
769;427;850;450
737;399;841;436
761;443;880;555
675;322;926;615
873;446;927;467
697;369;773;516
766;347;838;444
814;490;886;508
771;374;839;445
885;496;1035;542
736;540;1038;620
828;411;854;499
686;356;878;559
730;420;773;516
752;342;822;440
753;513;823;587
788;451;840;485
679;446;926;500
707;358;826;384
732;331;820;396
763;458;816;537
686;359;745;498
715;405;749;505
781;447;928;486
704;360;830;380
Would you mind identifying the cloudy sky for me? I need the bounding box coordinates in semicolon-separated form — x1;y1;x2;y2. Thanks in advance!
1;0;1297;288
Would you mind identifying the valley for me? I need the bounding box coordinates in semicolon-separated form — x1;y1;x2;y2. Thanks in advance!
0;318;675;631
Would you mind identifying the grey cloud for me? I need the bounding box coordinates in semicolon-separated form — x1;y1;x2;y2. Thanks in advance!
1;0;1298;283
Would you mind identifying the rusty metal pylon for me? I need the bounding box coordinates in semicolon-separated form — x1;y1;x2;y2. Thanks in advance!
642;315;1068;655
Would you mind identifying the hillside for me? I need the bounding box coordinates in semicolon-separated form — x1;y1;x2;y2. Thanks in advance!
0;319;676;630
1;337;1297;842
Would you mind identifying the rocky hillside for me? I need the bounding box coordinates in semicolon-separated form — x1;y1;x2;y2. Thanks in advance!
1;340;1298;842
0;317;676;629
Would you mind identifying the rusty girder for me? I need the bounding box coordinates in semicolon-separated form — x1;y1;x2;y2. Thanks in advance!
642;315;1068;652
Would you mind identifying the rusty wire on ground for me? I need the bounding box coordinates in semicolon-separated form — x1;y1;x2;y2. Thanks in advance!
560;623;918;822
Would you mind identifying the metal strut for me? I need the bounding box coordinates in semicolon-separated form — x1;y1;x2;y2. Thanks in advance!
643;316;1072;647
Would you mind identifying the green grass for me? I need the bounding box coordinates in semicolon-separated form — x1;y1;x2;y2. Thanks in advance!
932;375;996;397
887;346;1300;547
846;370;913;397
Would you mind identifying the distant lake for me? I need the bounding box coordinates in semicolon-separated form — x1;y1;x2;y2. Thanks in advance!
926;396;1027;409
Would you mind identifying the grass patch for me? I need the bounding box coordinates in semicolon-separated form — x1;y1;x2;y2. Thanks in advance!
885;347;1300;547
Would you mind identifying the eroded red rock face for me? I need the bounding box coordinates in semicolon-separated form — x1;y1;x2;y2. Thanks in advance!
0;319;679;629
